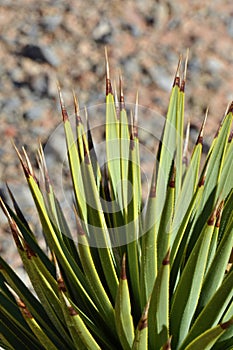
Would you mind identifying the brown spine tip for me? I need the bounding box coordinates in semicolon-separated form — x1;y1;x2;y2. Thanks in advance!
25;243;37;259
150;184;156;198
10;220;24;251
121;253;127;280
57;83;69;122
133;124;138;139
73;90;83;125
12;143;31;178
173;76;180;87
82;136;91;165
227;101;233;114
163;337;172;350
169;164;176;188
228;130;233;143
215;200;224;228
173;55;182;87
18;300;33;318
220;319;233;330
198;173;206;187
105;47;112;95
58;277;67;292
180;79;185;92
138;302;149;331
196;108;208;145
73;206;86;236
162;249;170;265
207;213;215;226
130;124;135;150
68;306;78;316
106;78;113;95
180;48;189;94
208;201;219;226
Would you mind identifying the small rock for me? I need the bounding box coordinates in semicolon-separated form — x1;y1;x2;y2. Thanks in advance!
121;22;141;37
93;21;112;44
23;105;46;121
28;73;49;97
40;15;63;32
20;44;60;67
147;66;173;92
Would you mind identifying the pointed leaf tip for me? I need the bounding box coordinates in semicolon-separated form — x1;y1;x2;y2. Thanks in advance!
68;306;78;316
121;253;127;280
18;299;33;319
72;90;82;124
162;249;170;265
228;130;233;143
173;55;182;87
196;108;208;145
163;337;172;350
220;318;233;330
227;100;233;114
57;84;69;121
105;46;112;95
138;302;149;330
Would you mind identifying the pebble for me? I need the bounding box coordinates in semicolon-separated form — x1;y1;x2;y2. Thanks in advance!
20;44;60;67
148;66;173;92
93;21;112;43
23;105;46;121
40;15;63;32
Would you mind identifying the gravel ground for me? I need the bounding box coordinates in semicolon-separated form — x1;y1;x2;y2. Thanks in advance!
1;1;233;276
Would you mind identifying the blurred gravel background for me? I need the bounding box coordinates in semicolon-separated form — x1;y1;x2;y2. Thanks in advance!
1;0;233;277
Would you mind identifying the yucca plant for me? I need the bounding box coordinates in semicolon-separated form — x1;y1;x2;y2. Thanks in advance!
0;51;233;350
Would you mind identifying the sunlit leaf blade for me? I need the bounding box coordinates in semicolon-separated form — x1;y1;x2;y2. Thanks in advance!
148;250;170;350
183;319;233;350
105;58;121;206
196;211;233;312
0;291;41;350
17;299;59;350
198;107;232;214
140;165;157;306
170;208;216;348
119;81;130;214
59;291;100;350
74;210;115;330
156;66;181;228
171;112;205;247
0;314;35;350
79;139;119;301
179;267;233;350
58;88;87;223
132;303;149;350
115;254;134;350
157;164;175;267
126;118;141;318
0;257;63;346
217;132;233;199
175;74;185;201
